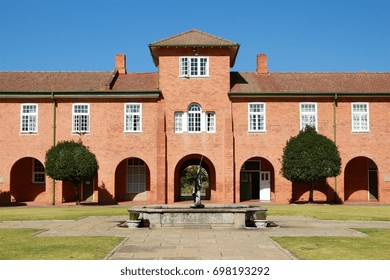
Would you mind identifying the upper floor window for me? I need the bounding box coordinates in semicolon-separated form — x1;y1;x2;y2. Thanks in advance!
20;104;38;133
300;102;317;130
124;103;142;132
180;57;209;77
72;104;90;133
175;103;215;133
248;103;266;132
352;103;369;132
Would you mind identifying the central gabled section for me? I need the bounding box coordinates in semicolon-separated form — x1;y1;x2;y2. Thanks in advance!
149;29;240;68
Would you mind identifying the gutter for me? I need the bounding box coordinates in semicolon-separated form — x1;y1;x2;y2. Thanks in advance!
228;92;390;98
51;92;57;205
0;91;161;99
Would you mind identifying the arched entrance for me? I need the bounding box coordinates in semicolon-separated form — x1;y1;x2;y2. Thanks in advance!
174;154;215;202
115;157;150;202
344;156;378;202
240;157;274;202
10;157;46;203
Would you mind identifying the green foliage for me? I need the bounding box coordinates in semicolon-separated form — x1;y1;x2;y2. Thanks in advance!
180;165;208;194
281;126;341;183
45;140;99;186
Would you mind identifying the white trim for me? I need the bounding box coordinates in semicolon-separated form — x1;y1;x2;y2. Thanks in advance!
72;103;90;134
20;103;38;133
179;56;209;78
124;103;142;132
248;102;266;132
300;102;318;131
351;102;370;133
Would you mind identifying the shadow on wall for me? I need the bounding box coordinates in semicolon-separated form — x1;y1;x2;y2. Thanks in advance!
97;182;116;205
290;178;343;204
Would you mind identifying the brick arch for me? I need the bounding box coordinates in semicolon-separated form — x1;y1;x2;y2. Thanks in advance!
174;154;216;202
239;156;275;202
10;157;46;203
344;156;378;202
114;157;150;203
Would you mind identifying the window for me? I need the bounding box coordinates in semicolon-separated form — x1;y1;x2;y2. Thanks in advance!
188;104;202;132
248;103;266;132
127;158;145;193
33;159;45;183
72;104;90;133
180;57;209;77
352;103;369;132
174;104;216;133
124;103;142;132
20;104;38;133
300;103;317;130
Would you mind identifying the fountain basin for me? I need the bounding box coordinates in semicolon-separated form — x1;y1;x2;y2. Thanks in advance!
128;204;267;228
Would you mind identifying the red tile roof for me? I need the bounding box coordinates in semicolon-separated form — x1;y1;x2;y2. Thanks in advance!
0;72;112;92
0;71;159;93
149;29;239;47
111;72;158;91
230;72;390;95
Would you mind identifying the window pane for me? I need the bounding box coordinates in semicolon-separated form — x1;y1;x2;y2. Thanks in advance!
190;58;198;76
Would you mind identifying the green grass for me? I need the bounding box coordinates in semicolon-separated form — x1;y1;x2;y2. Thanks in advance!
0;205;129;221
273;228;390;260
265;204;390;221
0;228;123;260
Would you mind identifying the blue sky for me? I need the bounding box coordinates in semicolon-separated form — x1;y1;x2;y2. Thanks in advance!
0;0;389;72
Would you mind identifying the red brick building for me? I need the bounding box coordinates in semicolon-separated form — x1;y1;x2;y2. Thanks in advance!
1;29;389;205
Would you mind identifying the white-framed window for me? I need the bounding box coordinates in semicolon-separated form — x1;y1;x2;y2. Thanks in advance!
124;103;142;132
127;158;146;193
188;104;202;132
20;104;38;133
180;57;209;77
33;159;45;184
248;103;266;132
206;112;216;132
352;103;369;132
174;112;184;132
174;104;216;133
72;104;90;133
300;102;317;130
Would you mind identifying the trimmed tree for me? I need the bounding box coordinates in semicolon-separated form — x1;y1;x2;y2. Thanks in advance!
45;140;99;205
280;126;341;203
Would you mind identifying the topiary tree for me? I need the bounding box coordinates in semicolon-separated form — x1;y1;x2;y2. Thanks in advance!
280;126;341;203
45;140;99;205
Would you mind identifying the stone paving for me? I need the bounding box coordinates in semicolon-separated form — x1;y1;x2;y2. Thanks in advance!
1;215;390;260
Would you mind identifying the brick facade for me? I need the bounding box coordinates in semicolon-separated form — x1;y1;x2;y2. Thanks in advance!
1;29;389;205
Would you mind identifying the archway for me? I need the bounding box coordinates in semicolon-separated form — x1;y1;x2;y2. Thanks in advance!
115;157;150;202
10;157;46;202
240;157;274;202
174;154;215;202
344;156;378;202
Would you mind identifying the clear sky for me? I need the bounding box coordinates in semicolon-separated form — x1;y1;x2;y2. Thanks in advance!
0;0;389;73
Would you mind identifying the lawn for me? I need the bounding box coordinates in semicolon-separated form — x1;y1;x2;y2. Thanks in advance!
0;228;123;260
273;228;390;260
265;204;390;221
0;205;129;221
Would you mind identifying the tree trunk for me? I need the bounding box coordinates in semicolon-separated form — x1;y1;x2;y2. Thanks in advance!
308;180;314;203
73;182;80;205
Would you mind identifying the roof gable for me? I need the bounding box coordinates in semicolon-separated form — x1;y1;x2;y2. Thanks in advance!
149;29;239;47
149;29;240;67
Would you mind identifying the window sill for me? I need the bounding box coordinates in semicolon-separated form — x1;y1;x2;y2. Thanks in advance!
19;132;38;135
124;131;143;134
351;130;370;133
248;130;267;134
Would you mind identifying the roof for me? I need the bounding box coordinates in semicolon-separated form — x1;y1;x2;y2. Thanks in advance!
230;72;390;96
149;29;239;47
0;72;112;92
149;29;240;67
0;71;159;95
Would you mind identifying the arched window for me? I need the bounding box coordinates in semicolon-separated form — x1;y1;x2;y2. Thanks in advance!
188;104;202;132
174;104;215;133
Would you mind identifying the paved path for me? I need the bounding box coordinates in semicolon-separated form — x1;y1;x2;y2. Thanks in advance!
1;216;390;260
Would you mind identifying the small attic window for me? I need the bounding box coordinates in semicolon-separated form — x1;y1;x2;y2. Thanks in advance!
180;57;209;78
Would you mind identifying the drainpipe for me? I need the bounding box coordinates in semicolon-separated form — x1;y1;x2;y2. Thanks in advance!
51;92;57;205
333;93;338;196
